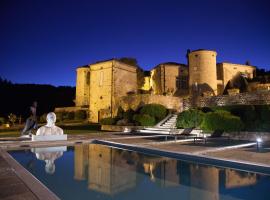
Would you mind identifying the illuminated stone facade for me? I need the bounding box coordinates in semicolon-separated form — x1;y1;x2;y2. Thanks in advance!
151;62;188;96
75;67;90;107
74;50;257;122
84;60;137;123
189;50;218;96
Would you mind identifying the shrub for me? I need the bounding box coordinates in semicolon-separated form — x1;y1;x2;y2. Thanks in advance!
133;114;156;126
74;110;87;120
100;117;116;125
123;109;135;121
140;104;167;121
257;105;270;131
117;107;125;119
176;109;205;128
201;110;243;132
66;112;75;120
8;113;17;126
0;117;5;125
55;112;64;122
210;105;265;131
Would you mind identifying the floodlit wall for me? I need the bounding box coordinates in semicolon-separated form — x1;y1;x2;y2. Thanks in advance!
217;62;256;94
75;67;90;107
150;63;188;96
188;50;217;95
89;60;137;122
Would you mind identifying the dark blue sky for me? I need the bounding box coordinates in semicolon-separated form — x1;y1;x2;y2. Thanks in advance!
1;0;270;86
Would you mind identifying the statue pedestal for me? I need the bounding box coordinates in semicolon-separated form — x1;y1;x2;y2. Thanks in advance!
32;134;67;141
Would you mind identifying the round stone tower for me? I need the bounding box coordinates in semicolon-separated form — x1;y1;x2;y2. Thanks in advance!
75;66;90;107
188;49;217;96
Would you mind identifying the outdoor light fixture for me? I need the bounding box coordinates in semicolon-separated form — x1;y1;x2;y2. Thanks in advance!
256;137;263;151
256;137;262;143
203;134;207;144
123;127;131;133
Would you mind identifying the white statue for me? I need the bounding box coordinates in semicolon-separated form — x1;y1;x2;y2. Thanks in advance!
36;112;63;136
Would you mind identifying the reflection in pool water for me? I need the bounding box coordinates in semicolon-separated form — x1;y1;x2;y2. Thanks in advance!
31;146;66;174
10;144;270;200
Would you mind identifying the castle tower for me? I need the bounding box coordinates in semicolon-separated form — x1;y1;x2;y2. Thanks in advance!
75;66;90;107
188;50;217;96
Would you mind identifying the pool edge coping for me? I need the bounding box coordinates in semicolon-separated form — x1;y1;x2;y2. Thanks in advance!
0;149;60;200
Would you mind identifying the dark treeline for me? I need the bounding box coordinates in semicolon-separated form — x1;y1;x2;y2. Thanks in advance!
0;77;75;119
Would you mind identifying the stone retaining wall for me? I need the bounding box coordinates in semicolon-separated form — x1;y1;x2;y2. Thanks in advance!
119;94;183;112
54;106;88;113
184;91;270;110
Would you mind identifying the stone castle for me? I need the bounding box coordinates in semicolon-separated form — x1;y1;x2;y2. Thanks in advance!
73;49;256;123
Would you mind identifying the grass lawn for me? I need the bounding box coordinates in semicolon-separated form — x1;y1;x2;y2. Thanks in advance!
0;123;101;138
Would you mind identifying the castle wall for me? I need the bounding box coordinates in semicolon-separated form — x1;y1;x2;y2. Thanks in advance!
188;50;217;95
217;62;256;94
89;60;137;123
141;76;150;91
150;64;188;96
89;61;113;122
75;67;90;107
112;61;137;118
150;66;163;94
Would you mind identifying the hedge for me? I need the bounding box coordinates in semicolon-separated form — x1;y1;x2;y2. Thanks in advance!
140;104;167;121
74;110;87;120
201;110;243;132
208;105;270;131
0;117;5;125
176;109;204;128
133;114;156;126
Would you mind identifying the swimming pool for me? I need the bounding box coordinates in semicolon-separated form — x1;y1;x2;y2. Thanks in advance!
10;143;270;200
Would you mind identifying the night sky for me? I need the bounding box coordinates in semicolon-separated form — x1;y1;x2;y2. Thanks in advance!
1;0;270;86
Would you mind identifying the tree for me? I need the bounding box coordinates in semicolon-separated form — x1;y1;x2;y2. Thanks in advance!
245;60;251;66
8;113;17;126
118;57;139;67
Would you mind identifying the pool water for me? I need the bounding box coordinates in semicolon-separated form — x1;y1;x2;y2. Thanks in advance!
10;144;270;200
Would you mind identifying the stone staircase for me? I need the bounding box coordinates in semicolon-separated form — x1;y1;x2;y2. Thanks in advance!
138;114;178;134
